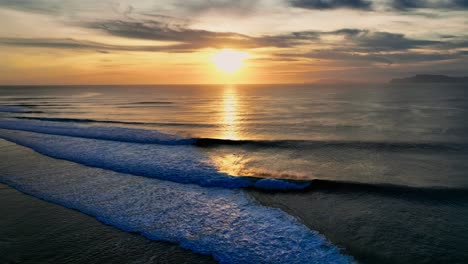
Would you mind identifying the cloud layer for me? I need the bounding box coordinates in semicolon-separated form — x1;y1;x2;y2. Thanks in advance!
290;0;372;10
0;0;467;83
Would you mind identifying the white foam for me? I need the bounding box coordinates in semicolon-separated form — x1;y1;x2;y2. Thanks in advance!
0;139;354;264
0;127;309;190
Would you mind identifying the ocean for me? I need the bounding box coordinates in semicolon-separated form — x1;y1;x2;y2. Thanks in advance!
1;83;468;263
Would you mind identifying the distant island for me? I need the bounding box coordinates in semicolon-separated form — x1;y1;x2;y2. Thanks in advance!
390;74;468;84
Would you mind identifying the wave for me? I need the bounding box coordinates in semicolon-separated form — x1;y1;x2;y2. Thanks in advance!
195;138;467;152
0;119;196;145
0;140;353;264
117;106;175;109
129;101;174;105
1;103;72;107
0;96;59;101
3;118;466;153
2;103;43;107
12;117;216;128
0;129;309;190
0;106;29;113
293;179;468;202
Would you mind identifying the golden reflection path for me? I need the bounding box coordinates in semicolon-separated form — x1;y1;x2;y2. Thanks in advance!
221;85;239;140
210;85;247;176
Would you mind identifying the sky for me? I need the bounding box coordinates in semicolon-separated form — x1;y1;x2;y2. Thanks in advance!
0;0;467;84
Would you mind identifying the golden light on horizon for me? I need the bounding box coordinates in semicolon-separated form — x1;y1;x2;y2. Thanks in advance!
212;49;250;74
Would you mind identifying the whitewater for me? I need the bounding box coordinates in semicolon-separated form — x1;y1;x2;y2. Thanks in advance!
0;120;352;263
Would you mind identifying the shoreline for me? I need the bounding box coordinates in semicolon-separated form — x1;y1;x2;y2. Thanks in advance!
0;181;216;264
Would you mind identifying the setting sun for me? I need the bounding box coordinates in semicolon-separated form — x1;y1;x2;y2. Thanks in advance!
212;49;250;74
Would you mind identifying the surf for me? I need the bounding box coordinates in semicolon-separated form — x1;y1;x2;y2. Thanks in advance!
0;139;354;264
0;127;310;190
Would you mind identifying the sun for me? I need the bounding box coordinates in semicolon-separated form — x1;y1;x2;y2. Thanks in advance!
212;49;250;73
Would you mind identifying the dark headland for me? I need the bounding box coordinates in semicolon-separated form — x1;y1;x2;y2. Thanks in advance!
390;74;468;84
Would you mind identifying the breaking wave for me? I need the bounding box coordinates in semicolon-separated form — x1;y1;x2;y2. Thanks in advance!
0;140;353;264
0;127;309;190
2;118;466;153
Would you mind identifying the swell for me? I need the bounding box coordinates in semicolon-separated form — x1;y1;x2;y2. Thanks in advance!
128;101;174;105
195;138;467;152
1;124;466;197
1;103;72;107
2;119;466;154
0;96;59;100
13;116;216;128
0;129;310;190
0;119;197;145
0;106;30;113
267;179;468;203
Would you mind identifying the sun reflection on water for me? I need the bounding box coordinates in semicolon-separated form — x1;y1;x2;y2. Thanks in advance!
222;86;239;140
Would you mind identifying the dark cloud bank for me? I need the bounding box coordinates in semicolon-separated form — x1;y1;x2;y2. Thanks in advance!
290;0;372;10
1;19;466;67
1;0;468;15
290;0;468;10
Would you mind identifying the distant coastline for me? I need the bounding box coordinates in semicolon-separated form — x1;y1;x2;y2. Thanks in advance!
391;74;468;84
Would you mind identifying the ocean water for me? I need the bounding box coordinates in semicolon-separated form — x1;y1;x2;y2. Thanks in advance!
1;84;468;263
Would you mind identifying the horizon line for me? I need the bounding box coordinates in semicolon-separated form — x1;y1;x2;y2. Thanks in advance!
0;81;384;87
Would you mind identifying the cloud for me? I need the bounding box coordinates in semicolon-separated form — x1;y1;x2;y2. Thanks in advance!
275;46;467;65
3;20;452;54
0;0;62;14
85;19;324;49
254;29;439;51
288;0;468;10
0;0;140;17
87;20;250;48
0;0;261;18
289;0;372;10
172;0;260;15
2;19;465;68
391;0;468;10
333;29;441;51
270;28;467;65
391;0;426;10
0;37;203;53
89;19;440;52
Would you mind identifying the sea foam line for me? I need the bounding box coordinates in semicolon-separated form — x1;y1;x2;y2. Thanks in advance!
0;139;353;264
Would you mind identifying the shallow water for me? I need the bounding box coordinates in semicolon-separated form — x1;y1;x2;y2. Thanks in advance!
1;83;468;263
0;182;215;264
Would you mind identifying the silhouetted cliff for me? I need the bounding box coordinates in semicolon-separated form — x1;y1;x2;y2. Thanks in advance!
391;75;468;84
